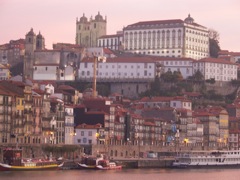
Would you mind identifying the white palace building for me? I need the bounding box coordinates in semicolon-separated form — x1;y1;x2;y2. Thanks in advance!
120;14;209;60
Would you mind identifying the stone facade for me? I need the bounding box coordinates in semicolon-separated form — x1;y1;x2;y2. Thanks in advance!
76;12;107;47
123;14;209;60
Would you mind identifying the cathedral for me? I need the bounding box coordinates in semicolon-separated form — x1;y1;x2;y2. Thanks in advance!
75;12;107;47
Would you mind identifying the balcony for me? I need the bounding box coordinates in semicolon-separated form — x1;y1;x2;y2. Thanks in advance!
65;123;75;127
24;120;33;125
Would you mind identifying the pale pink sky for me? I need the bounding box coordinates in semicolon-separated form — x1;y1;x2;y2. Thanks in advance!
0;0;239;51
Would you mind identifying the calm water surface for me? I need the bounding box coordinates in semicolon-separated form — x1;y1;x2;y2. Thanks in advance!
0;168;239;180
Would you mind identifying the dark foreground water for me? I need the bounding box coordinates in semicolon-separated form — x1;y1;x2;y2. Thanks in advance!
0;168;239;180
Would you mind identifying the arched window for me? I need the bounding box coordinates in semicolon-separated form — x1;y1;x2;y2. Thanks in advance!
166;30;170;48
178;30;182;47
162;30;165;48
148;31;151;48
172;30;176;48
157;30;161;48
152;31;156;48
138;31;142;49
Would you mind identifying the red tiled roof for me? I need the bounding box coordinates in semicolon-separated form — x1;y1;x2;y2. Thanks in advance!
58;85;76;90
197;58;237;65
127;19;184;27
99;34;122;39
140;96;173;102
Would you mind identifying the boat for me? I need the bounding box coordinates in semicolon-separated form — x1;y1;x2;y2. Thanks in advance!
172;150;240;168
96;161;122;170
0;148;63;171
78;154;122;170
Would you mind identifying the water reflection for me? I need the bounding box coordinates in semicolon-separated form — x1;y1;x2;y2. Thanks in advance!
0;168;240;180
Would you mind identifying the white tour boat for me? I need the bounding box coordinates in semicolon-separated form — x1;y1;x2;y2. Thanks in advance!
172;150;240;168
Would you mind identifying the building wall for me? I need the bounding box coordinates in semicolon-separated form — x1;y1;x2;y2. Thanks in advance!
74;128;98;145
65;107;75;144
98;34;123;50
193;60;238;81
123;16;209;60
79;61;156;80
110;82;149;98
158;58;194;79
33;65;58;80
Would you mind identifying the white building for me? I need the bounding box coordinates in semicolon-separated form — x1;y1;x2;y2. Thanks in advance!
74;123;104;145
170;97;192;110
65;105;75;144
97;32;123;51
33;50;79;81
155;57;195;79
123;14;209;60
193;58;238;81
78;56;157;81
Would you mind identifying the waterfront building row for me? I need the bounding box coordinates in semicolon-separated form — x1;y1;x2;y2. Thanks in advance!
0;79;234;151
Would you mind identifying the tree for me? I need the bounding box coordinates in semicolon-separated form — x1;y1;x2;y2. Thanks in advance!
161;71;173;82
10;62;24;76
205;78;215;84
191;70;204;82
209;29;221;58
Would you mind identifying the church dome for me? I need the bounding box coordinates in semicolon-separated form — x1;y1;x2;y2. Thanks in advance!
26;28;35;36
80;13;88;23
95;12;103;21
37;31;44;39
184;14;194;24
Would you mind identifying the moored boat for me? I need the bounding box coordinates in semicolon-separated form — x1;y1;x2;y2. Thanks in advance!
172;150;240;168
96;162;122;170
0;148;63;171
78;154;122;170
0;160;64;171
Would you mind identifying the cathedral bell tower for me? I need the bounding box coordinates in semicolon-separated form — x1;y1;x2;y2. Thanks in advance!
24;28;36;79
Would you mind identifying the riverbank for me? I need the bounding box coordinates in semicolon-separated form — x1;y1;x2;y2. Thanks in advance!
61;157;175;169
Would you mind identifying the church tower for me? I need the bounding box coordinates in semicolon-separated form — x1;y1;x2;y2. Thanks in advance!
36;31;45;50
24;28;36;79
76;12;107;47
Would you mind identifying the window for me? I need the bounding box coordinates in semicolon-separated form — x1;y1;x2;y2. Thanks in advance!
45;67;48;71
89;140;92;144
144;70;147;76
81;131;84;136
77;139;81;143
83;138;87;143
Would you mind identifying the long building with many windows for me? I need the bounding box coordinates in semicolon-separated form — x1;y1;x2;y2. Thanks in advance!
123;14;209;60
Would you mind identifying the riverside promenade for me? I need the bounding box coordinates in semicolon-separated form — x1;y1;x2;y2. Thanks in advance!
61;156;175;169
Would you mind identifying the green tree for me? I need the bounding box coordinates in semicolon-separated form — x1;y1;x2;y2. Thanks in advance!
190;70;204;82
209;29;221;58
205;78;215;84
10;62;24;76
161;71;173;82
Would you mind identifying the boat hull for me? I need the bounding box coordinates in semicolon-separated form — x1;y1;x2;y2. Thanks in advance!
78;163;98;170
96;165;122;170
0;162;63;171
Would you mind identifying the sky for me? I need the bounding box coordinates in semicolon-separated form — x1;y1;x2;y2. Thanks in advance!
0;0;239;51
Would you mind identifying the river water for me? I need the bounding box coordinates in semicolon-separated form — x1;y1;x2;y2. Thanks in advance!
0;168;239;180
